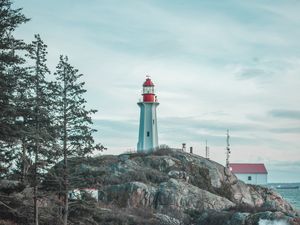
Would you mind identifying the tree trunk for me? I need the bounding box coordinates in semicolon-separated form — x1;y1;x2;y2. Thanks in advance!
63;140;68;225
33;180;38;225
34;137;39;225
34;41;40;225
63;72;68;225
21;139;27;184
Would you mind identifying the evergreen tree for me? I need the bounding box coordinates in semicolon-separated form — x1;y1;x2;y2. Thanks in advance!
13;68;35;183
53;55;103;225
0;0;29;176
26;34;57;225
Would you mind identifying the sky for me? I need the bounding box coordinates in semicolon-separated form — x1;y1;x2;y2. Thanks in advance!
13;0;300;183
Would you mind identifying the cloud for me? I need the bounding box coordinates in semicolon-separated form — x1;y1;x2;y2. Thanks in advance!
268;160;300;170
270;127;300;134
266;160;300;183
238;68;271;80
269;110;300;120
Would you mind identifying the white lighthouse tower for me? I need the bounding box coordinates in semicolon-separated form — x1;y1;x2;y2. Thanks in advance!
137;76;159;152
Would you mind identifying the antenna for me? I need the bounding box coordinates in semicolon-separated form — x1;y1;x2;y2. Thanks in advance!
226;129;231;168
205;140;209;159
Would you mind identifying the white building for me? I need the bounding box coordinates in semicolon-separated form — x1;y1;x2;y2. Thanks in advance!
137;77;159;152
68;188;98;201
229;163;268;185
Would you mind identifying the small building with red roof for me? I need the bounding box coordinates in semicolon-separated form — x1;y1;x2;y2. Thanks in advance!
229;163;268;185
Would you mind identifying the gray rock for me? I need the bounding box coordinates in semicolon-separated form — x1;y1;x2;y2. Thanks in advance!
99;181;157;208
168;170;189;182
137;155;179;172
245;211;290;225
99;178;236;213
154;213;181;225
253;186;296;216
156;178;235;211
230;212;248;225
231;180;259;207
195;210;292;225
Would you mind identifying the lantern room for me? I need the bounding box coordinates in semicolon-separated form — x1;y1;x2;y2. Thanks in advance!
142;77;157;102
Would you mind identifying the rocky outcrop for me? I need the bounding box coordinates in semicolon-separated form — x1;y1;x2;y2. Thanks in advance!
194;210;297;225
11;148;297;225
154;213;181;225
99;181;157;208
155;178;235;211
99;178;235;212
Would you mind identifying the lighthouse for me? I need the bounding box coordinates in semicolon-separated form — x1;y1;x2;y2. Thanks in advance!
137;76;159;152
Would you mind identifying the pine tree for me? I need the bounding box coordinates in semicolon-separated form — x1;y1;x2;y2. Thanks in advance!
53;55;103;225
13;68;35;183
26;34;57;225
0;0;29;176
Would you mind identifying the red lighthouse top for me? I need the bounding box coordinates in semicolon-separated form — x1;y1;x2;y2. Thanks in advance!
143;78;154;87
141;76;157;103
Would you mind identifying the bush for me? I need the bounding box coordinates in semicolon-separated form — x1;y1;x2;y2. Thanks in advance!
152;148;174;156
144;169;168;184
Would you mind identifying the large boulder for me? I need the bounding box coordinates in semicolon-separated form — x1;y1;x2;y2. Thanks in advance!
156;178;235;211
252;185;296;216
99;181;157;208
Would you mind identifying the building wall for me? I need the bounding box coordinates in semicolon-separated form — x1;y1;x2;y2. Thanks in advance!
235;173;267;185
137;102;159;152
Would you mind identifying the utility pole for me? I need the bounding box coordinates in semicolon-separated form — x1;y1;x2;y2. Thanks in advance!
226;129;231;169
205;140;209;159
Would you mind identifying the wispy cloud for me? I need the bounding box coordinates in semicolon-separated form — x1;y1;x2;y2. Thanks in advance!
270;127;300;134
269;110;300;120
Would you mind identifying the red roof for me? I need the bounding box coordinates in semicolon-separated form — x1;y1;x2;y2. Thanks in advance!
143;78;154;86
229;163;268;174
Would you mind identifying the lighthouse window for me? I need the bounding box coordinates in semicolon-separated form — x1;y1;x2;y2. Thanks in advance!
147;131;150;137
248;176;252;181
153;120;154;124
143;86;154;94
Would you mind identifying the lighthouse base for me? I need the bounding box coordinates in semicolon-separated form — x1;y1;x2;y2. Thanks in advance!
137;102;159;153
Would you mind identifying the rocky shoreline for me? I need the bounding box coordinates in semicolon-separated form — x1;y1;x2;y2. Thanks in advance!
1;148;299;224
